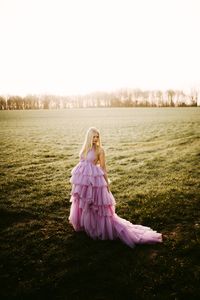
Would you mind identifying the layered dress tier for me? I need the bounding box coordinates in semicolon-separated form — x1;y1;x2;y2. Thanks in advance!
69;148;162;248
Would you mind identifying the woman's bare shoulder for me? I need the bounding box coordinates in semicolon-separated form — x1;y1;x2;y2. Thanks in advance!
98;146;105;154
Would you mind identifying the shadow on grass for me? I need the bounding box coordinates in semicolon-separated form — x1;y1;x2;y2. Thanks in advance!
0;208;38;230
1;209;165;300
1;209;200;300
1;186;200;300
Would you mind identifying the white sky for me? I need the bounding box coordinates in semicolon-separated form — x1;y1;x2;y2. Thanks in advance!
0;0;199;95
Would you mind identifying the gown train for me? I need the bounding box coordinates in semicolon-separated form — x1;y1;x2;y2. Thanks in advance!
69;148;162;248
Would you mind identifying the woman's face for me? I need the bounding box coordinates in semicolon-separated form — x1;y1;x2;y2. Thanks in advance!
92;133;99;145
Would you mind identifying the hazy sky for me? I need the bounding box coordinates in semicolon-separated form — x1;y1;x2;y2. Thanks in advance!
0;0;199;95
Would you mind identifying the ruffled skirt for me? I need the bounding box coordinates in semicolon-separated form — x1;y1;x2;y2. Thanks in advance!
69;160;162;248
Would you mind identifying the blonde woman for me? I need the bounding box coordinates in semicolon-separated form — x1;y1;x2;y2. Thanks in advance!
69;127;162;248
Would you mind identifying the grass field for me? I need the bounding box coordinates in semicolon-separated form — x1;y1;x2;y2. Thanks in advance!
0;107;200;300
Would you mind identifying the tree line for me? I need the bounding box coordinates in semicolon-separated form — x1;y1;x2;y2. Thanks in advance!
0;88;199;110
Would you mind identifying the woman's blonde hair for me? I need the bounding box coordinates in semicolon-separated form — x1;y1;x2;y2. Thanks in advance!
79;127;102;158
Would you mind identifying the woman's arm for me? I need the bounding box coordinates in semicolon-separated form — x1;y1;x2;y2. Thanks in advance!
99;148;110;191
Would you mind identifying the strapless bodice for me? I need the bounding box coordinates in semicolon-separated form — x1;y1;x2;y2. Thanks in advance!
81;148;97;164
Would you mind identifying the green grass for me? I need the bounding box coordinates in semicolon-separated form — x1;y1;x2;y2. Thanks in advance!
0;108;200;299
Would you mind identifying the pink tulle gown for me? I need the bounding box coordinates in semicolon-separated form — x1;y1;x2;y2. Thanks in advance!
69;147;162;248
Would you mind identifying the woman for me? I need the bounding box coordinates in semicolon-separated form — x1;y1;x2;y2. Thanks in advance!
69;127;162;248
